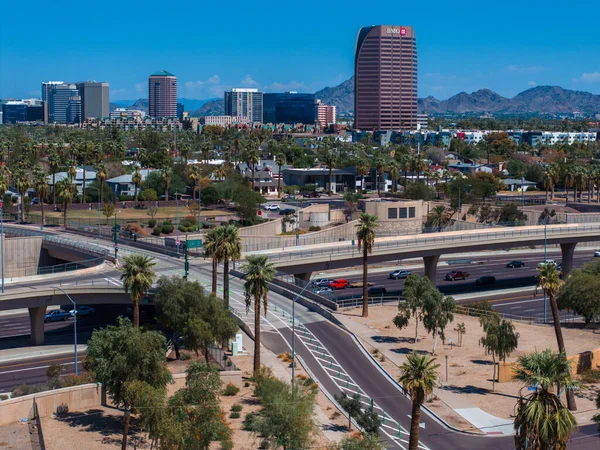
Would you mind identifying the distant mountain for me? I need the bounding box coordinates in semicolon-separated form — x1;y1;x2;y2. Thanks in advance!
315;77;355;114
109;98;219;114
190;99;225;117
178;97;220;111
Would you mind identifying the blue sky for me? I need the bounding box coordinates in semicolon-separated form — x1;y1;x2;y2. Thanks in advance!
1;0;599;101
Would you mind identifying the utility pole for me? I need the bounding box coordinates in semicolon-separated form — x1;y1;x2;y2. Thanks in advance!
113;212;119;262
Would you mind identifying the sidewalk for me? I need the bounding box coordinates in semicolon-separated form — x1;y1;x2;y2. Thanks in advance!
334;313;515;436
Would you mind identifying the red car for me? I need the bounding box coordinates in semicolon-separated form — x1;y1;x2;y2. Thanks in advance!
329;279;349;290
445;271;470;281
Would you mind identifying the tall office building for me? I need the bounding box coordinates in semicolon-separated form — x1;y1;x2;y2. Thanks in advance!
263;92;316;124
149;70;177;118
47;83;81;124
354;25;417;130
77;82;109;119
224;88;263;123
316;101;337;127
41;81;64;123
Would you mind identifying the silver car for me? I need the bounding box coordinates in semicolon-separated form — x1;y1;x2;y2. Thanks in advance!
389;269;411;279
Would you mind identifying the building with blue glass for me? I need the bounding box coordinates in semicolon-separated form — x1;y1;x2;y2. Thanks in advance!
1;102;28;124
48;83;81;124
263;92;316;125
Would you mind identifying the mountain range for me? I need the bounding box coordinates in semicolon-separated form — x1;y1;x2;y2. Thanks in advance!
109;80;600;117
109;98;219;114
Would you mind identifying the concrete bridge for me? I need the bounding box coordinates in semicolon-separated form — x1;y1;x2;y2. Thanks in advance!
257;223;600;282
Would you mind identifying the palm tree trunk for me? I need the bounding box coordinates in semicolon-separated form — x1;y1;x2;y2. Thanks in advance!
212;257;218;295
329;167;333;195
52;172;56;205
251;167;255;190
408;400;421;450
41;199;45;226
121;408;131;450
362;244;369;318
253;297;261;376
100;182;104;205
414;317;419;343
492;354;496;392
278;166;282;198
82;160;87;202
134;184;138;203
133;297;140;328
223;260;230;310
63;204;68;228
549;294;577;410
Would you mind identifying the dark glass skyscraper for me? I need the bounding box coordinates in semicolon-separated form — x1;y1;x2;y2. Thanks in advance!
354;25;418;130
48;83;81;124
263;92;316;124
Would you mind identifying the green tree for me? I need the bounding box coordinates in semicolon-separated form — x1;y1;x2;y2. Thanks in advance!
48;148;61;205
318;137;337;195
393;274;432;342
536;263;576;411
12;166;30;224
422;291;456;354
217;224;242;311
513;349;578;450
55;177;77;228
233;183;265;225
557;260;600;326
426;205;452;232
203;227;223;294
336;434;386;450
119;253;156;328
188;164;202;202
243;254;276;375
356;213;378;318
336;393;363;430
161;169;171;200
101;203;115;224
86;318;172;450
275;152;286;198
479;313;519;391
399;352;439;450
33;165;49;226
94;162;108;204
132;167;142;202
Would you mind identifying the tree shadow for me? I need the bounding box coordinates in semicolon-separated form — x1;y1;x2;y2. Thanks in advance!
471;359;494;365
56;408;143;440
391;348;429;355
441;385;490;395
322;424;347;432
371;335;413;344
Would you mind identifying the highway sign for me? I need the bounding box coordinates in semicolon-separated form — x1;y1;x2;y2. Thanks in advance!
187;239;203;249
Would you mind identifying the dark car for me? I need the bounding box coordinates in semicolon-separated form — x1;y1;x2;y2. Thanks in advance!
303;192;321;198
445;271;470;281
476;276;496;286
368;286;387;295
44;310;72;323
279;208;295;216
506;260;525;268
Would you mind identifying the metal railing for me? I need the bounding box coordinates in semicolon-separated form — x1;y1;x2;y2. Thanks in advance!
262;223;600;263
208;345;238;371
336;295;404;309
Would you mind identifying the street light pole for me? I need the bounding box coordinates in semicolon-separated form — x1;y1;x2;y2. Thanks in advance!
1;204;4;293
88;186;101;238
52;286;78;376
543;220;547;323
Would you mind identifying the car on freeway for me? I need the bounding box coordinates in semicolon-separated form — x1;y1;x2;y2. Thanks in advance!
328;279;349;290
368;286;387;295
312;278;333;287
70;306;96;316
44;310;72;322
389;269;411;279
264;204;280;211
506;260;525;268
279;208;296;216
594;250;600;257
314;287;333;295
302;192;321;198
475;276;496;286
542;259;557;266
445;271;470;281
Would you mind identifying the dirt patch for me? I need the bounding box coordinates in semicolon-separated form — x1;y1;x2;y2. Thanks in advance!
0;423;34;450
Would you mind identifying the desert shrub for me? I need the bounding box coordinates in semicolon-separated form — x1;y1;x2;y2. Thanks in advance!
11;384;45;398
229;411;241;419
580;369;600;383
231;404;243;412
147;218;157;228
161;220;174;234
124;222;147;237
242;412;259;431
56;403;69;416
184;215;198;226
308;226;321;232
259;439;270;449
222;383;239;396
0;394;9;401
62;373;95;387
152;226;162;236
180;352;191;360
221;440;234;450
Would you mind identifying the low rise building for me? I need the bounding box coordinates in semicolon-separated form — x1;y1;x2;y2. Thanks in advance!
199;115;249;126
360;198;424;235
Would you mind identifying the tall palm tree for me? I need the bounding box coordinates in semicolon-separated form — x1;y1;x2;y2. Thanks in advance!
188;165;201;202
214;164;227;182
55;177;76;228
388;160;400;192
513;349;578;450
119;254;156;328
78;140;93;202
399;352;439;450
203;227;222;295
12;166;30;224
243;255;276;375
132;167;142;203
355;157;370;193
217;224;242;311
246;148;260;190
427;205;452;232
319;138;337;195
275;152;286;198
161;169;171;201
33;165;49;226
95;162;108;204
356;213;378;318
48;148;61;205
535;263;576;411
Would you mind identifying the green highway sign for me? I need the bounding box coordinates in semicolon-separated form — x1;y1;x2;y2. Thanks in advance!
187;239;203;249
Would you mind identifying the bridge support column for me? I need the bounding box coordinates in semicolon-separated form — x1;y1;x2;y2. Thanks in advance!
29;306;47;346
423;255;440;285
294;272;312;287
560;243;577;277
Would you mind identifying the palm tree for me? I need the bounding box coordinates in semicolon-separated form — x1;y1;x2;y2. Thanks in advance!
388;160;400;192
214;164;227;182
33;165;49;226
12;166;30;224
535;263;576;411
48;149;61;205
513;349;578;450
95;162;108;204
427;205;452;232
0;166;10;199
55;177;76;228
78;140;93;202
246;148;260;190
319;138;337;195
132;167;142;203
217;224;242;311
400;352;439;450
275;152;286;198
188;165;201;202
119;254;156;328
243;255;276;375
161;169;171;201
355;156;370;193
203;227;222;295
356;213;378;318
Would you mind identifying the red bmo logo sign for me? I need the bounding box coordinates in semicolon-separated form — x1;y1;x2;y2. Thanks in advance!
400;27;407;36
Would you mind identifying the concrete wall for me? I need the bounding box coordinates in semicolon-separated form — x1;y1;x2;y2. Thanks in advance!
363;199;424;236
0;369;243;426
2;237;42;278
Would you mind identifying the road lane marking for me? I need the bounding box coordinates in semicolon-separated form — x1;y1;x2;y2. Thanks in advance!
0;362;76;375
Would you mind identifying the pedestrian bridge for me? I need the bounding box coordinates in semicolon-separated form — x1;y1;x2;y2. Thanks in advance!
256;223;600;281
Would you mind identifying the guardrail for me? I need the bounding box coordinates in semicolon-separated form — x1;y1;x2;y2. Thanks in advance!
336;295;403;309
262;223;600;263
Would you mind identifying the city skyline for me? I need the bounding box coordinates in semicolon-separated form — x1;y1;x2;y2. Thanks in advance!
2;0;600;101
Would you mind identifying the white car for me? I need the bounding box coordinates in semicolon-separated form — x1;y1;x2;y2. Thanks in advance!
70;306;95;316
264;204;280;211
314;287;333;295
594;250;600;257
389;269;411;280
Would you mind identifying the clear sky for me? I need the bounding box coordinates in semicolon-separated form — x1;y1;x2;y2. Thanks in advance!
1;0;599;101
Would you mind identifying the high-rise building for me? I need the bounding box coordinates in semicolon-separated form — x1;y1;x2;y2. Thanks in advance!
224;88;263;123
47;83;81;124
263;92;316;124
177;102;184;120
41;81;64;123
149;70;177;118
354;25;418;131
316;101;337;127
2;102;28;124
77;82;109;119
